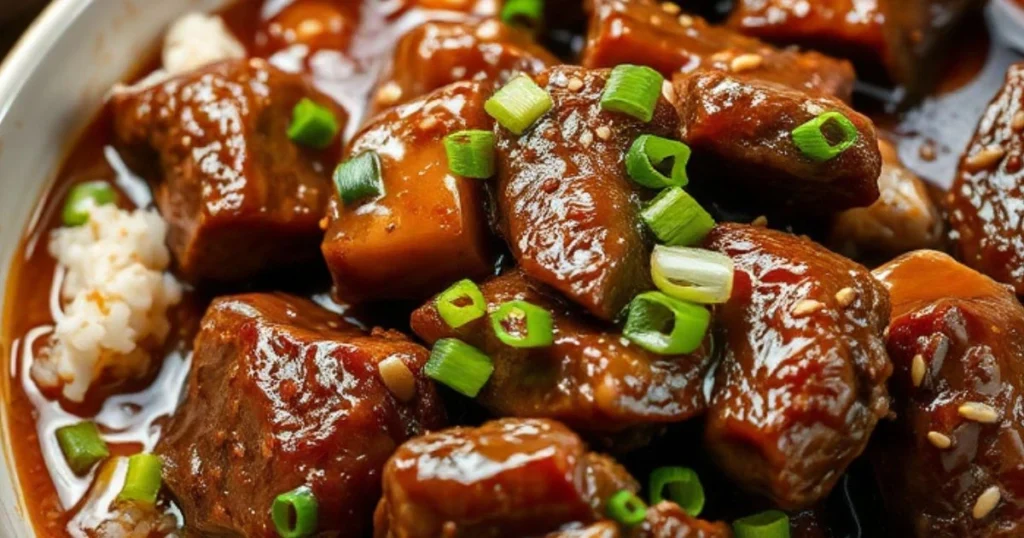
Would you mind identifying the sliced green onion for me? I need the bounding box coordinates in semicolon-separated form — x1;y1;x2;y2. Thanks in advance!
118;453;162;505
62;181;116;226
489;300;554;348
55;421;109;475
425;338;494;397
600;64;664;122
626;135;690;189
287;98;339;149
651;245;734;304
272;486;319;538
607;490;647;526
333;151;383;205
733;510;791;538
649;467;704;516
623;291;709;355
501;0;544;31
444;130;496;179
485;75;552;135
641;187;713;246
436;279;487;328
791;111;859;162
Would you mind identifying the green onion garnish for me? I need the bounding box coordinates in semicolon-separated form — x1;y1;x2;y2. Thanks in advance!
600;64;664;122
649;466;704;517
791;111;859;162
733;510;791;538
651;245;734;304
425;338;494;397
489;300;554;348
501;0;544;31
607;490;648;526
623;291;710;355
118;453;163;505
333;151;383;205
55;421;109;475
287;98;339;149
62;181;116;226
625;135;691;189
272;486;319;538
444;130;496;179
436;279;487;328
485;75;552;135
641;187;714;246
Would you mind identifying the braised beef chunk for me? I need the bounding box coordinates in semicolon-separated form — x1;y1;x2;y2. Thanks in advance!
631;503;733;538
704;223;891;509
373;418;638;538
156;293;445;538
871;251;1024;537
495;65;676;320
411;270;713;446
674;70;882;216
582;0;855;101
947;63;1024;295
111;59;345;284
370;19;558;115
322;81;494;303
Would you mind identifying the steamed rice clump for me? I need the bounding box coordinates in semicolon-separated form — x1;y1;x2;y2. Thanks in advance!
31;203;182;402
162;13;245;75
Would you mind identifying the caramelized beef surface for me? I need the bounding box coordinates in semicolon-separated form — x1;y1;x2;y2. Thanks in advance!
630;503;733;538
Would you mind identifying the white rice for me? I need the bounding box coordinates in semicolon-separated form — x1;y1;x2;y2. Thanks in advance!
162;13;245;75
32;203;182;402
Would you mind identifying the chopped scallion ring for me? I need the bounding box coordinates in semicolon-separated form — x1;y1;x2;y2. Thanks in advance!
287;98;339;149
641;187;714;246
501;0;544;31
649;466;704;517
623;291;710;355
625;135;690;189
733;510;791;538
607;490;648;526
55;421;109;475
272;486;319;538
444;130;496;179
436;279;487;328
600;64;664;122
333;151;383;205
489;300;554;348
485;75;553;135
651;245;734;304
791;111;859;162
425;339;494;397
118;453;163;505
62;181;116;226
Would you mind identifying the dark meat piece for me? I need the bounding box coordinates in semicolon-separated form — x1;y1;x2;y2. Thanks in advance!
254;0;361;57
369;19;558;115
631;503;733;538
830;139;943;260
411;270;713;447
581;0;854;101
495;65;675;320
674;70;881;216
373;418;638;538
111;59;344;283
322;81;494;303
947;63;1024;295
871;250;1024;537
157;293;445;538
704;223;891;509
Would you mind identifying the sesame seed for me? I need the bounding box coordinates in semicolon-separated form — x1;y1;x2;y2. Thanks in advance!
751;215;768;227
835;287;858;308
661;2;680;14
580;130;594;148
911;354;926;387
596;126;611;140
418;116;438;131
730;54;763;73
792;299;824;317
376;82;402;106
964;145;1007;171
475;19;500;40
567;78;584;92
959;402;999;424
1012;110;1024;132
972;486;1001;520
650;14;662;25
927;431;952;449
677;14;693;26
883;326;890;339
378;356;417;402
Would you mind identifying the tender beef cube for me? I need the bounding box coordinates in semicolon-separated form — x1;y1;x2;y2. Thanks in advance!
630;503;733;538
830;139;943;260
871;251;1024;537
727;0;983;98
157;293;445;538
370;19;558;115
111;59;344;283
674;70;882;216
411;270;713;446
582;0;854;101
704;223;891;509
495;65;676;320
255;0;361;57
373;418;638;538
947;63;1024;295
322;81;494;303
